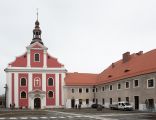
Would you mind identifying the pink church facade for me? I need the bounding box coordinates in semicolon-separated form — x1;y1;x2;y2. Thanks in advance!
4;19;66;109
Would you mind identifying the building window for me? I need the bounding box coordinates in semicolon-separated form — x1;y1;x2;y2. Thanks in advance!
134;80;139;87
147;79;155;88
110;98;112;104
21;91;26;99
21;78;26;86
117;83;121;90
126;97;129;103
79;99;82;104
118;97;121;102
71;88;74;93
34;53;40;62
48;78;54;86
102;87;105;91
93;98;95;103
48;91;54;98
92;88;95;92
125;82;130;89
109;85;113;91
86;88;89;93
102;98;105;105
79;88;82;93
86;99;89;104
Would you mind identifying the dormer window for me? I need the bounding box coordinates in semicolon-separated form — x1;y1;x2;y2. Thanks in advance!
34;53;40;62
108;75;112;78
124;69;130;72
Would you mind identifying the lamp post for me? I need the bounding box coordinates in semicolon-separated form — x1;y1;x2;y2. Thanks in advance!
4;84;8;108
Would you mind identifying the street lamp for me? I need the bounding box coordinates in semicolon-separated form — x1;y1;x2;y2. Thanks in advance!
4;84;8;108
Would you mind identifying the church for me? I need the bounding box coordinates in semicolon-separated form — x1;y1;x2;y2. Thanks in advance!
4;18;66;109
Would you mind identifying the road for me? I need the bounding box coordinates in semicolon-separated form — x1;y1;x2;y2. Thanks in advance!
0;109;155;120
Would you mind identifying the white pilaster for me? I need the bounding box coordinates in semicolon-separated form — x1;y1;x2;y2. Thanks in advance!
42;73;46;107
6;72;12;108
30;98;34;109
28;73;32;92
27;50;30;67
14;72;19;108
61;73;65;106
55;73;59;107
43;50;47;68
28;72;32;109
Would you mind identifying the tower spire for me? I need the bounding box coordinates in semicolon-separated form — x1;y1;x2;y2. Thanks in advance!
37;8;38;20
30;9;43;45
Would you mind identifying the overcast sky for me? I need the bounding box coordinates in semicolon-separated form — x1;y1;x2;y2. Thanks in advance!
1;0;156;95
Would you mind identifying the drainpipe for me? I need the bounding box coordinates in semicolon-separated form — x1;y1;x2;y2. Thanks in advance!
93;85;95;103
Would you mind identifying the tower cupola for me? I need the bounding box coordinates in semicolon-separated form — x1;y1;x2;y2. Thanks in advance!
31;11;43;45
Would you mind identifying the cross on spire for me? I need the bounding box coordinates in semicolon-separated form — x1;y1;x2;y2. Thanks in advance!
36;8;38;20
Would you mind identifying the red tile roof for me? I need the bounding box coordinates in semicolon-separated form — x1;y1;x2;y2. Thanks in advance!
65;49;156;86
65;73;97;86
98;49;156;84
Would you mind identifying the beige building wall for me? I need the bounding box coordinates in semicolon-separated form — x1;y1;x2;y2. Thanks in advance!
65;72;156;111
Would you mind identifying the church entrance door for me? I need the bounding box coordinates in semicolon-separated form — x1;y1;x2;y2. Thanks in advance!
34;98;41;109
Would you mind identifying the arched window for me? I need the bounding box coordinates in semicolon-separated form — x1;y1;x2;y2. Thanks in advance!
48;91;54;98
21;78;26;86
34;53;40;62
48;78;54;86
21;91;26;99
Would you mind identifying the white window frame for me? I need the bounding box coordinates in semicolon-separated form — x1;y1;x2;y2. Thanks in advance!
20;77;27;87
102;86;105;92
34;53;40;62
133;79;139;88
125;81;130;89
86;88;89;93
78;88;83;93
47;77;54;86
71;88;75;93
147;78;155;88
34;77;41;87
48;91;54;98
92;88;95;93
117;83;121;90
109;85;113;91
20;91;27;99
102;98;105;105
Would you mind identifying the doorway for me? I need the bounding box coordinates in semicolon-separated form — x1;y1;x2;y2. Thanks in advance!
148;99;154;109
71;99;75;108
34;98;41;109
134;96;139;110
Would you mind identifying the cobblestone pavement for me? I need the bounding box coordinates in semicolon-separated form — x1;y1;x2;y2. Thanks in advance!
0;108;155;120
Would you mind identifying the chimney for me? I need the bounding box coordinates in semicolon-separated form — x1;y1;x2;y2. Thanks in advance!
111;63;115;68
136;51;143;56
123;52;131;63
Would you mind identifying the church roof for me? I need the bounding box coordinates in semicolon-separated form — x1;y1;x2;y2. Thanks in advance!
65;49;156;86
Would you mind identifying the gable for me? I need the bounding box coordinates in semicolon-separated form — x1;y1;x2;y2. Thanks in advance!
47;53;64;68
9;52;27;67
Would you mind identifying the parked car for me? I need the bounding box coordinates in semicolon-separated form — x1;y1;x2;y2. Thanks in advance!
109;101;133;111
91;104;104;109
